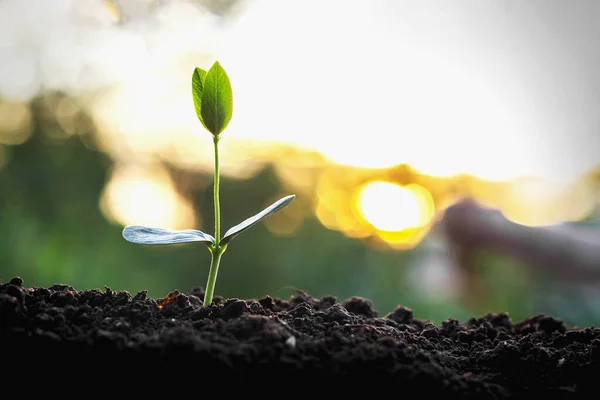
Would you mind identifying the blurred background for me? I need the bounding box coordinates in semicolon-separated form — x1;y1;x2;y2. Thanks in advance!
1;0;600;325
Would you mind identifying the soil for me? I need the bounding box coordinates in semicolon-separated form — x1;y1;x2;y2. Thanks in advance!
2;276;599;398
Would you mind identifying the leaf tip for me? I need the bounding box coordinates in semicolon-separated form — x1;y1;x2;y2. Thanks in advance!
122;225;140;243
193;66;207;78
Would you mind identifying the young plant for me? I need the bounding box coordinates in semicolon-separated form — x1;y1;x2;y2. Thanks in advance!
122;61;295;308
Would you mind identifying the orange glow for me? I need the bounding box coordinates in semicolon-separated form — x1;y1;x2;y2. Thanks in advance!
351;181;436;249
357;181;434;232
316;189;366;234
157;291;180;310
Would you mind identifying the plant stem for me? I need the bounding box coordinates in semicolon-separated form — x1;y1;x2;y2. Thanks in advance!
203;135;223;308
203;248;223;307
213;135;221;245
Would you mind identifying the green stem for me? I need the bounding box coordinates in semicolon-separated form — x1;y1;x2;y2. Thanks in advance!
213;135;221;245
203;135;223;308
203;248;223;307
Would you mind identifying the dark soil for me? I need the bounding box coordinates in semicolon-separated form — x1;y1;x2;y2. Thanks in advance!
2;277;599;398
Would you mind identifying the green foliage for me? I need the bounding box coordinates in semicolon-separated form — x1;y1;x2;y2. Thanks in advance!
192;61;233;137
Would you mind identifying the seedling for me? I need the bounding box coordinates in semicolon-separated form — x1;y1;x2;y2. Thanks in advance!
122;61;295;307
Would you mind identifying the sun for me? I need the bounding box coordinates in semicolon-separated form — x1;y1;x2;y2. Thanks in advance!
356;181;434;232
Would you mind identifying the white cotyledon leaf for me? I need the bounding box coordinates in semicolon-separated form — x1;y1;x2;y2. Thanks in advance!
220;194;295;246
122;226;215;246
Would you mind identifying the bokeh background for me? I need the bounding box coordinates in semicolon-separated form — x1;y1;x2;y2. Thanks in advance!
2;0;600;325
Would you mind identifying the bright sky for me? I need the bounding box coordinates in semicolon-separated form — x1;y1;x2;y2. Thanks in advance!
218;0;519;180
216;0;600;182
2;0;599;182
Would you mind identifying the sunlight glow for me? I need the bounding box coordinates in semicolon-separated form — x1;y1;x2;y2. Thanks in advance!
503;178;598;227
100;164;198;230
357;181;434;232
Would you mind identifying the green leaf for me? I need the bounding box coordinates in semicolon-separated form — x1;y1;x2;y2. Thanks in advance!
123;225;215;247
192;67;208;129
201;61;233;136
220;194;295;246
